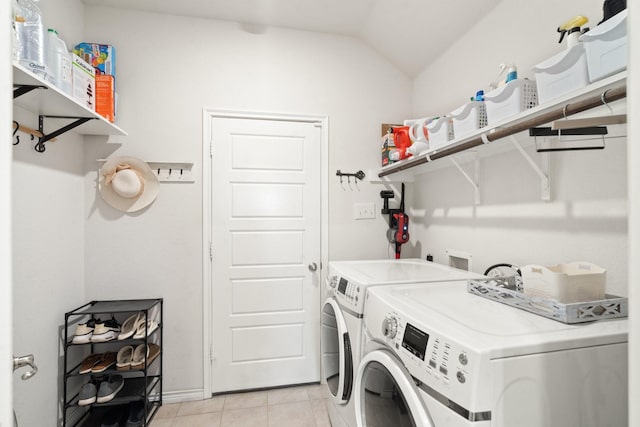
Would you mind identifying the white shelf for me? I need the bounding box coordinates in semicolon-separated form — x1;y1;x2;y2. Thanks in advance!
376;71;627;181
13;62;127;137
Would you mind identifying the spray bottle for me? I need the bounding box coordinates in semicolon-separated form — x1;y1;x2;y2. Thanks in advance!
557;15;590;48
490;63;518;90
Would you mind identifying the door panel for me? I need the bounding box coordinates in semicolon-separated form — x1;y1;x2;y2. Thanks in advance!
211;116;321;392
231;231;304;265
231;183;303;218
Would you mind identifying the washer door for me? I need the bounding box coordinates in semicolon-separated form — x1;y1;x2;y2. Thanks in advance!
355;349;434;427
321;298;353;404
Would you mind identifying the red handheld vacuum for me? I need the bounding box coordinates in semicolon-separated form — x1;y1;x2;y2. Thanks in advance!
380;183;409;259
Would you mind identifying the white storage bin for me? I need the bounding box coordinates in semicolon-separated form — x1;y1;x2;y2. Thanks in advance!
580;9;627;82
484;79;538;125
532;43;589;105
425;116;453;149
521;262;606;303
449;101;487;140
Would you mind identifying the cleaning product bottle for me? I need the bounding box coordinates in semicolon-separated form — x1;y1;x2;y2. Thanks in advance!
14;0;48;79
496;63;518;87
557;15;589;48
47;29;73;95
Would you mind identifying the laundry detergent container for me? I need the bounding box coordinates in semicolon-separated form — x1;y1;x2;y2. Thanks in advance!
484;79;538;125
580;9;628;82
532;43;589;105
449;101;487;140
426;116;453;149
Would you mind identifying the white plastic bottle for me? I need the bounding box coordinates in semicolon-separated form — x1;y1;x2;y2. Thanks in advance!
47;29;73;95
14;0;48;79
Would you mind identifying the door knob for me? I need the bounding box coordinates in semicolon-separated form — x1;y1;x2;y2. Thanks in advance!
13;354;38;380
308;262;318;272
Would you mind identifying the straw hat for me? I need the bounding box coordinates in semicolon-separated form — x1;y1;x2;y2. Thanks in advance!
99;156;159;212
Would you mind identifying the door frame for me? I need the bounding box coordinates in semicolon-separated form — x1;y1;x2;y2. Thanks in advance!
201;109;329;397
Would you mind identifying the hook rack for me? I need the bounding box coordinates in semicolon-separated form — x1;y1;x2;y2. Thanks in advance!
12;120;57;147
97;160;195;182
336;170;365;190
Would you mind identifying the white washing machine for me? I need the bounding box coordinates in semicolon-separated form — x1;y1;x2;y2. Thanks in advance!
355;281;628;427
322;259;483;427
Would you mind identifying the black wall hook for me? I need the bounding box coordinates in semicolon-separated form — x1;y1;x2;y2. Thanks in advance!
13;121;20;145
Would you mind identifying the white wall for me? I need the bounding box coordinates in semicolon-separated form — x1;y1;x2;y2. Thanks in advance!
1;0;13;424
12;109;86;427
11;2;87;426
408;0;629;297
627;2;638;424
81;6;412;395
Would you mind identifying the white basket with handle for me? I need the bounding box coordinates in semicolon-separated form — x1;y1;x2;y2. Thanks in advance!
484;79;538;125
521;261;606;303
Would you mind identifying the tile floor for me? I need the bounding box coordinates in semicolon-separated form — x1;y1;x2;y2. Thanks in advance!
150;383;331;427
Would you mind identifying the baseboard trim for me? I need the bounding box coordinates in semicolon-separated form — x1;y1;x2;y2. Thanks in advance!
161;389;206;404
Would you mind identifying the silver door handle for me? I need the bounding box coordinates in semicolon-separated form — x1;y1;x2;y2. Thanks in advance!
308;262;318;272
13;354;38;380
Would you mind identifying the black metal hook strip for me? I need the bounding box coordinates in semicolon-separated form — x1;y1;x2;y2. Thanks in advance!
336;170;365;180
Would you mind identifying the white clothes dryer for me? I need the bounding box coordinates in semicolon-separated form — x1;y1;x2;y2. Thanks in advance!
355;281;628;427
322;259;483;427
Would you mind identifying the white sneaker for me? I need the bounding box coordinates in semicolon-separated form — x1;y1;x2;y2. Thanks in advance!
91;318;121;343
72;318;99;344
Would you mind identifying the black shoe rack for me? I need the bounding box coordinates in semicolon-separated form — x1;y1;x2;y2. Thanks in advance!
62;299;163;427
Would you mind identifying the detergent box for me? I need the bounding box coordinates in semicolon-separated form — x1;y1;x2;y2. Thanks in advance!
74;43;116;76
72;53;95;111
95;75;115;122
381;123;402;167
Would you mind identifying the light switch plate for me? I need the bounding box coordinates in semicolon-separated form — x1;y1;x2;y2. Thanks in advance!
354;202;376;220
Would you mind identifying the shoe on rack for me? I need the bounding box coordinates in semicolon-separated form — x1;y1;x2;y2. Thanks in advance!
130;343;161;370
118;312;144;340
78;353;103;374
91;352;117;373
132;319;159;339
72;318;100;344
116;345;134;371
96;374;124;404
100;406;125;427
78;381;97;406
125;401;146;427
92;318;122;343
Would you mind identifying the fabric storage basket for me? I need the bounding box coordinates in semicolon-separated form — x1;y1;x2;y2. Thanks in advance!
521;262;606;303
425;116;453;149
449;101;487;140
532;43;589;105
484;79;538;125
580;9;627;82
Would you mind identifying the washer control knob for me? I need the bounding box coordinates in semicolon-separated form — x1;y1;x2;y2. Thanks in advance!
329;277;337;288
458;352;468;366
382;316;398;339
456;371;466;384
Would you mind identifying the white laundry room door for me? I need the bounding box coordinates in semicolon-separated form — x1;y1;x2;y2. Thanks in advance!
209;114;322;393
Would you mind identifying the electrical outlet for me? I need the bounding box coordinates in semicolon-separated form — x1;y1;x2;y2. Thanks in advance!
354;202;376;220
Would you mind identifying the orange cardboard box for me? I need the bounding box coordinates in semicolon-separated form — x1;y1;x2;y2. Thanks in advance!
95;74;115;122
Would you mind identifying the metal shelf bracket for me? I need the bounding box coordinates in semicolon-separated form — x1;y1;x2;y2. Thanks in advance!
13;83;46;99
36;115;95;152
450;151;480;205
509;136;551;201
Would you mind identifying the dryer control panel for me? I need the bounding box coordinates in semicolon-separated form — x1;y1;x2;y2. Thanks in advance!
363;290;490;412
327;274;366;313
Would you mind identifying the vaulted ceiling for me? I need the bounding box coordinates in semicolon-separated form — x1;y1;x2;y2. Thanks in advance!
81;0;503;77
